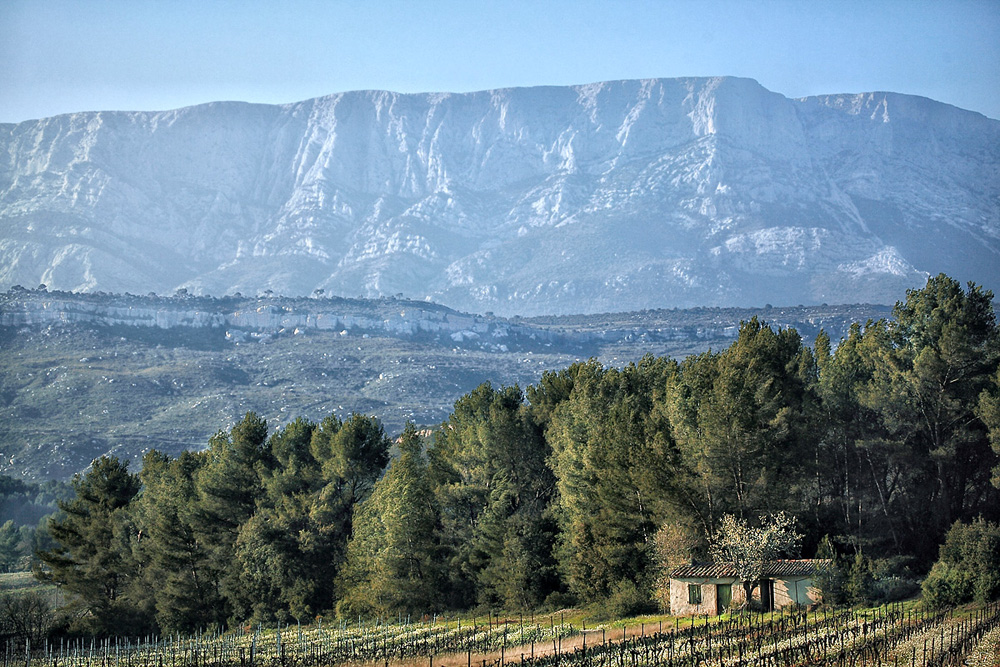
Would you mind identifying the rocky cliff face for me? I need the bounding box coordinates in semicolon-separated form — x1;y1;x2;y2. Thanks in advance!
0;290;548;351
2;77;997;315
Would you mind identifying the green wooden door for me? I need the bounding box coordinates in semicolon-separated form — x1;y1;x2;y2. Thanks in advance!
717;583;732;614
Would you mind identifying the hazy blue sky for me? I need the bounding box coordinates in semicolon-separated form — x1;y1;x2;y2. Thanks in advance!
2;0;998;123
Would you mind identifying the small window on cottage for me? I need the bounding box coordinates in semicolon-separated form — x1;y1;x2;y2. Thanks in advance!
688;584;702;605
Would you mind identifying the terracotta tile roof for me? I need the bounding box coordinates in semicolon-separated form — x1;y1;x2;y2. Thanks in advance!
671;559;831;579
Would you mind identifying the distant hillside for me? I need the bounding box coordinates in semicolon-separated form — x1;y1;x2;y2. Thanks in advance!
0;288;889;481
2;77;998;315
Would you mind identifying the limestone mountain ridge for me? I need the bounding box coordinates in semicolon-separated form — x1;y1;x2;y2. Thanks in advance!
2;77;997;315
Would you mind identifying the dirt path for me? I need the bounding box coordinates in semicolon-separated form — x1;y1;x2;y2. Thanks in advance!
372;622;672;667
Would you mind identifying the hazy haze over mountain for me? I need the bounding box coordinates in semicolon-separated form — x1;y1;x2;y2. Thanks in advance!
1;76;997;316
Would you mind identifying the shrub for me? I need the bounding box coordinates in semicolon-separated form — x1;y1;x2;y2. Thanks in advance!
600;579;656;619
922;519;1000;609
813;537;847;606
542;590;576;612
845;552;877;606
814;546;919;607
922;561;971;609
870;556;920;603
873;577;920;602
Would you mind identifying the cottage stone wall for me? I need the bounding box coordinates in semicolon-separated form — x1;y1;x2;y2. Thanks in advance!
670;561;828;616
773;577;821;607
671;577;821;616
669;577;743;616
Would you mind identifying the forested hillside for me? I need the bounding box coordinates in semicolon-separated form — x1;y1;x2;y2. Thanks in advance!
38;275;1000;633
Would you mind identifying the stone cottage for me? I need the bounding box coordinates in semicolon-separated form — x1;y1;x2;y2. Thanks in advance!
669;559;829;616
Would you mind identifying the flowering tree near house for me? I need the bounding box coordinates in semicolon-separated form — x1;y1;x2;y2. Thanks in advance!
710;511;802;608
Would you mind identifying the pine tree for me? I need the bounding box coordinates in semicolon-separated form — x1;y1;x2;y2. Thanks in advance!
547;358;677;603
813;320;911;555
430;383;558;609
234;417;318;623
979;367;1000;487
36;456;151;633
234;413;390;621
135;450;223;632
866;275;1000;561
666;319;817;537
338;424;442;617
192;412;272;622
0;521;22;572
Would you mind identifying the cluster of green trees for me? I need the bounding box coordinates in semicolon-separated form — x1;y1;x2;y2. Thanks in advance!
921;518;1000;609
38;413;392;633
0;476;70;572
37;275;1000;634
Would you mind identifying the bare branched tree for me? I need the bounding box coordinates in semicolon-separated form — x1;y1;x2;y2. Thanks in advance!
0;591;53;644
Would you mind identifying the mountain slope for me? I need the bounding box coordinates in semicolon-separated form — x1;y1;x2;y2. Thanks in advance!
1;77;997;315
0;287;890;480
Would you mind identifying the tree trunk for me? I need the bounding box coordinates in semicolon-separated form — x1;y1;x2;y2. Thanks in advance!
741;580;754;609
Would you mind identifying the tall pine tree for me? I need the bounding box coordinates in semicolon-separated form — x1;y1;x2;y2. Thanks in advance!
135;450;223;632
192;412;272;623
37;456;150;633
430;383;558;609
338;424;442;616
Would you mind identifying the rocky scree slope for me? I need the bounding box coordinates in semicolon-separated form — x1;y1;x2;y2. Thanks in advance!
1;77;997;316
